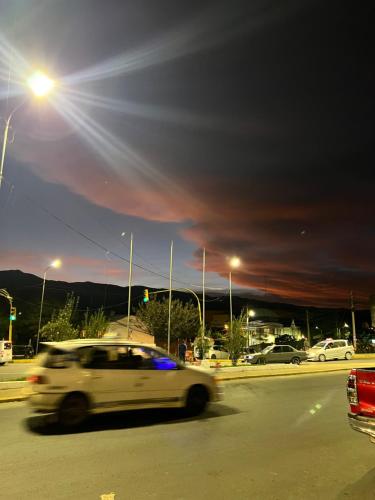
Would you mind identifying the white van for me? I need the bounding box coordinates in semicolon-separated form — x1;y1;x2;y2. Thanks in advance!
26;339;222;427
307;339;354;362
0;340;12;365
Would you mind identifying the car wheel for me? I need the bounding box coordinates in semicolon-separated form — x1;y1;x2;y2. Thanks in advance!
345;352;352;360
185;385;209;416
318;354;326;362
58;393;89;428
211;354;217;359
291;357;301;365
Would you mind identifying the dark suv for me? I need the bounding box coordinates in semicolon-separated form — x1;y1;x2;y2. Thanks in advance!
12;345;34;359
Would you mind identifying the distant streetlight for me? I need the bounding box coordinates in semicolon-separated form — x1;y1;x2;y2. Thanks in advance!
0;70;55;189
229;256;241;334
36;259;62;354
246;308;256;347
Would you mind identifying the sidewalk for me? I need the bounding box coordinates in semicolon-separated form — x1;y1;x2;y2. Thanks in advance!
1;358;374;404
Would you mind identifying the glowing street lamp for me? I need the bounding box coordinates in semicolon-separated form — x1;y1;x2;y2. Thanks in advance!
27;71;55;97
36;258;62;354
0;70;55;189
229;256;241;334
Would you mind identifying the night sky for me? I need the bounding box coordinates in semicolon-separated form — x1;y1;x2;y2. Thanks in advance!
0;0;374;307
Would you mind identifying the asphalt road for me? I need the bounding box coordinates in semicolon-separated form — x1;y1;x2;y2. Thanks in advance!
1;372;374;500
0;361;33;381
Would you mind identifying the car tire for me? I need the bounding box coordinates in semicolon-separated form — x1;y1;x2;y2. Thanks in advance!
211;354;217;359
291;357;301;365
345;352;352;360
185;385;209;416
318;354;326;362
58;393;89;428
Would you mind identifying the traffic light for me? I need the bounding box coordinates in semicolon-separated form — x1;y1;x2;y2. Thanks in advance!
143;289;149;303
10;307;16;321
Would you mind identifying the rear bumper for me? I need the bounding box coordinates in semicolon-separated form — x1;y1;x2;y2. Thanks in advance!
348;412;375;442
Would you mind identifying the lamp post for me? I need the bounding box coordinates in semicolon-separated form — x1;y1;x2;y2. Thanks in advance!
229;256;241;335
0;70;54;189
246;308;256;347
36;259;61;354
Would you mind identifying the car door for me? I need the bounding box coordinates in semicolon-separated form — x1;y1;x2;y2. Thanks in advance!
78;345;142;410
129;346;184;406
324;342;335;360
281;345;294;362
266;345;284;363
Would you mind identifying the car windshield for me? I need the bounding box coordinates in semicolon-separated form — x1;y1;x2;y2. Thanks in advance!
262;346;274;354
312;342;327;349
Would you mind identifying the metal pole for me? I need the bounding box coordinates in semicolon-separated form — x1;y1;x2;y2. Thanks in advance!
36;270;47;354
0;117;11;189
246;307;249;348
229;271;233;335
167;240;173;354
126;233;133;339
202;247;206;341
8;297;13;343
305;309;311;347
350;291;357;350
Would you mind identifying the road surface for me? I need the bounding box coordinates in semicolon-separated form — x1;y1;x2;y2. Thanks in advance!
1;372;374;499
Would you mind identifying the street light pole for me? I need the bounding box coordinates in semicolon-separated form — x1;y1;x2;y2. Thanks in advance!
36;269;48;354
229;271;233;334
228;256;241;336
126;233;134;339
0;71;54;190
36;259;61;354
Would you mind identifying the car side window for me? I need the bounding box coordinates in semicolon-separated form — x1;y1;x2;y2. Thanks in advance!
272;346;283;353
282;346;293;352
132;346;178;370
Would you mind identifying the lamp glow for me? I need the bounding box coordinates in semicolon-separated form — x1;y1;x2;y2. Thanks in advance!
51;259;62;269
27;71;54;97
229;256;241;269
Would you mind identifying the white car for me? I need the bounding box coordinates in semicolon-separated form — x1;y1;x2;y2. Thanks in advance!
26;339;222;427
307;339;354;362
193;344;229;360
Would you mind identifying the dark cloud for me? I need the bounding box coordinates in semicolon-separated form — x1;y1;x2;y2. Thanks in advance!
0;0;374;306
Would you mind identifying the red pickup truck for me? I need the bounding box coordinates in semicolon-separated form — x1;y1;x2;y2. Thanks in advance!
347;368;375;443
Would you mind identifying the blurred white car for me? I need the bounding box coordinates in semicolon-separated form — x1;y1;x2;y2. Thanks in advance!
307;339;354;362
26;339;222;427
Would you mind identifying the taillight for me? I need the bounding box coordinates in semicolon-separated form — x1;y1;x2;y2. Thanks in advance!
347;372;358;405
27;375;48;385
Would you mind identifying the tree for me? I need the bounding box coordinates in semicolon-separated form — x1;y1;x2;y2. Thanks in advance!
224;314;247;366
136;298;200;345
194;329;212;360
81;307;109;338
40;293;79;342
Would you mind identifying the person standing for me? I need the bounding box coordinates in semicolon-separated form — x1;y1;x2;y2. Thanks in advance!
178;339;187;363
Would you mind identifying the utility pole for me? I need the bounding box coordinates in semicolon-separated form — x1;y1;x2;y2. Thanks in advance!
126;233;133;339
350;291;357;350
167;241;173;354
305;309;311;347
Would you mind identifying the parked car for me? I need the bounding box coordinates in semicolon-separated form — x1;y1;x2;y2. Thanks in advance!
12;345;34;359
193;342;229;360
307;339;354;362
242;344;307;365
26;339;222;427
347;368;375;443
